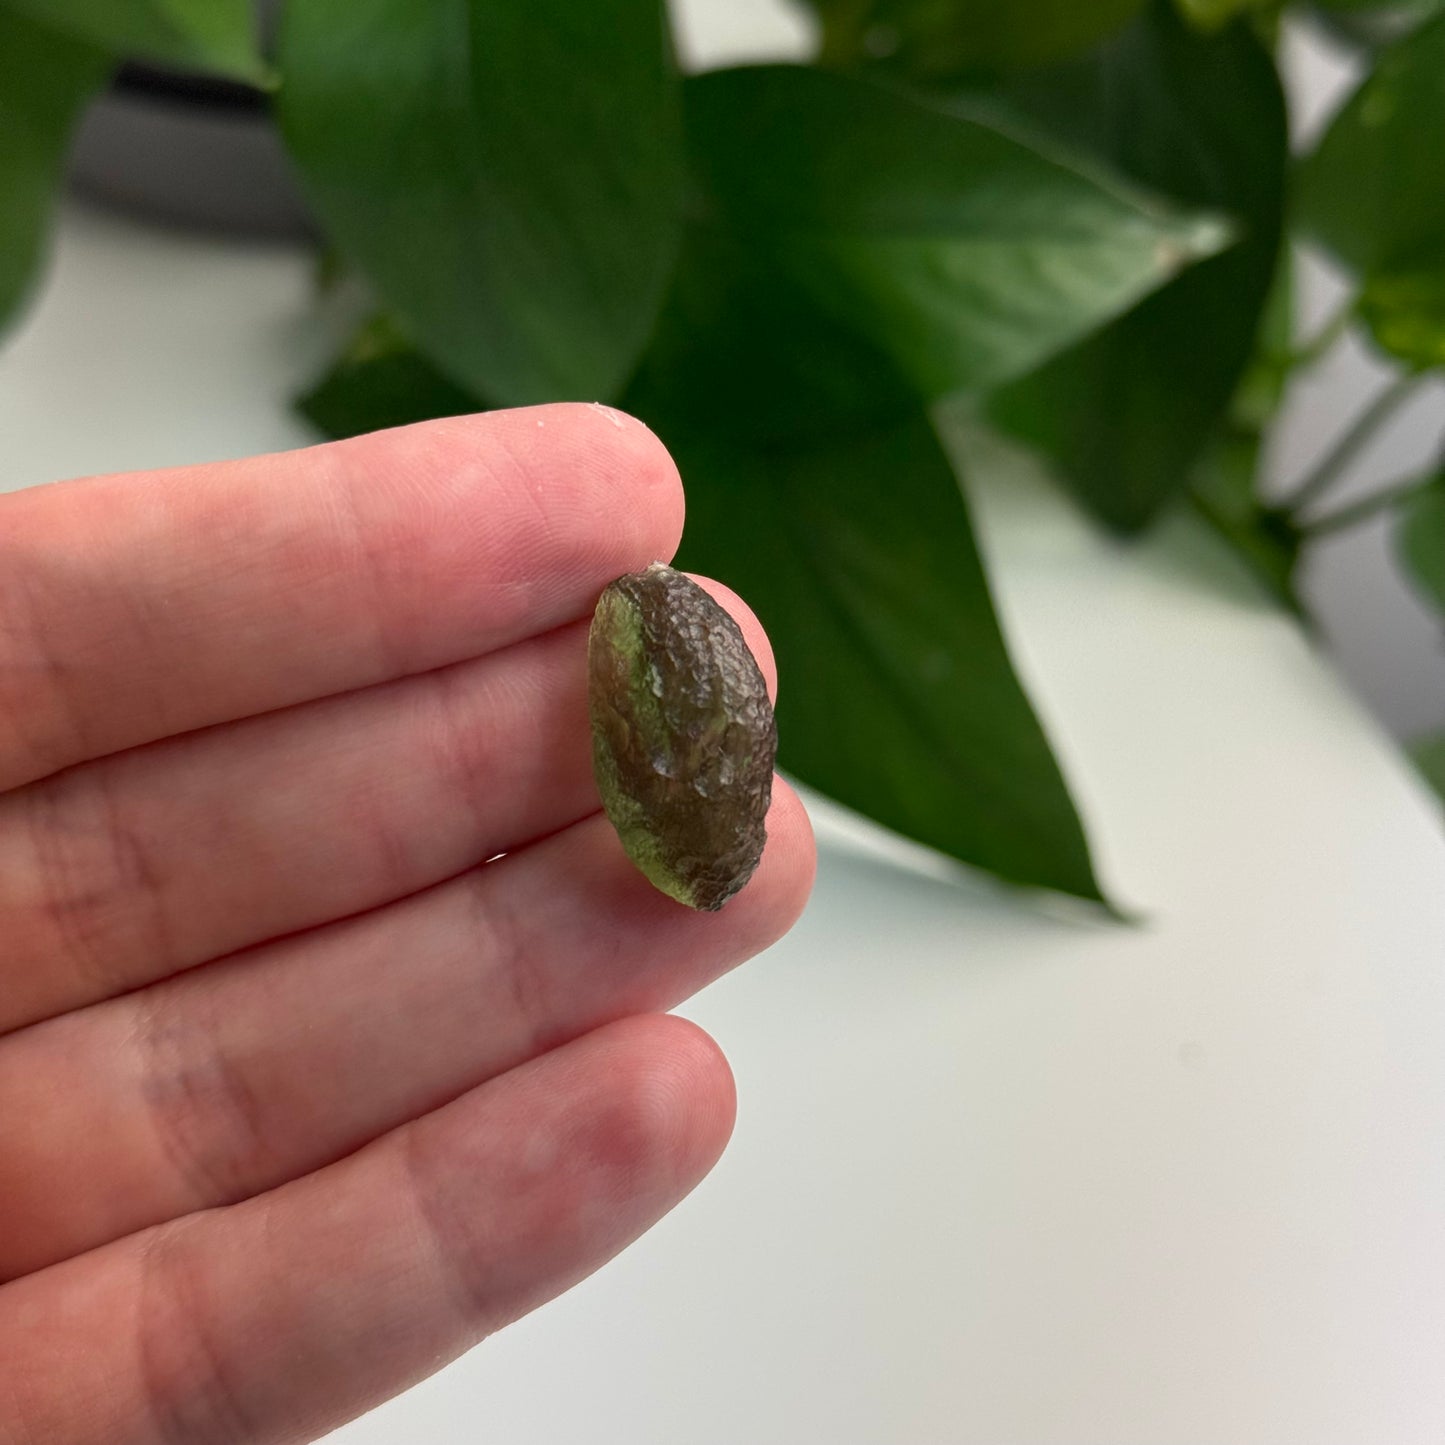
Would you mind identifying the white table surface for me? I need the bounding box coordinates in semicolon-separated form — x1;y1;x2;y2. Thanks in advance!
4;60;1445;1445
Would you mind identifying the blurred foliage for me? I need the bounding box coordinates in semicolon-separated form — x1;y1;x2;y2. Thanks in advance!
1;0;1443;903
1297;11;1445;367
0;8;109;323
1412;729;1445;805
4;0;264;80
987;3;1288;533
1395;473;1445;615
278;0;683;404
798;0;1146;73
1310;0;1442;50
681;63;1228;404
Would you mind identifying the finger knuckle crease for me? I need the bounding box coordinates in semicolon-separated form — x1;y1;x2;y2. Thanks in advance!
0;543;94;784
136;1221;261;1445
23;768;174;1002
136;992;272;1211
466;870;552;1055
400;1124;502;1329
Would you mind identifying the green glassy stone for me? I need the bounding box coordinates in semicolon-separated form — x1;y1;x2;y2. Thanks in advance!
588;564;777;911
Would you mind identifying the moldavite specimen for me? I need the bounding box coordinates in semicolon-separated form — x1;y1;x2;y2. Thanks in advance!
588;563;777;911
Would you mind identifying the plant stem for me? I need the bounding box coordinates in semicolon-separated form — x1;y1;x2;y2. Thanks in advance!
1301;474;1433;538
1284;296;1355;370
1280;372;1427;515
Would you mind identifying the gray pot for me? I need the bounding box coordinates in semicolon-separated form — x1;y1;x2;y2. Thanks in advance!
67;0;310;239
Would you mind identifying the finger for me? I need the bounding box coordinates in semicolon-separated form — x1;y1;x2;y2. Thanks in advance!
0;784;812;1277
0;578;777;1032
0;404;683;792
0;1016;734;1445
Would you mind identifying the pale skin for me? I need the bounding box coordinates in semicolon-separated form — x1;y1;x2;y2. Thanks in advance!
0;404;816;1444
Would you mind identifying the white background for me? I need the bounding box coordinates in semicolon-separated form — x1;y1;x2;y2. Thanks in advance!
1;3;1443;1440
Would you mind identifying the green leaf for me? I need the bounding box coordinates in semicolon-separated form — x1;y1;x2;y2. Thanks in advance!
685;64;1230;404
1230;245;1296;431
803;0;1146;74
278;0;685;407
295;316;480;440
1409;729;1445;804
1395;475;1445;616
1172;0;1270;30
1358;267;1445;369
622;226;920;448
0;9;111;333
3;0;265;82
1297;13;1445;368
987;3;1288;533
664;419;1105;902
625;230;1106;902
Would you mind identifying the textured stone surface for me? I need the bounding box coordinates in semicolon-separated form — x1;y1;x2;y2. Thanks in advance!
588;564;777;910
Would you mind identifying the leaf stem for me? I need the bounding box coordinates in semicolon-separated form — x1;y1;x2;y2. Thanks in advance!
1283;295;1355;370
1280;372;1427;515
1300;473;1433;538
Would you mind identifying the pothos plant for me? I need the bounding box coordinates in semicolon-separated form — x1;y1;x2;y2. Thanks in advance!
2;0;1442;905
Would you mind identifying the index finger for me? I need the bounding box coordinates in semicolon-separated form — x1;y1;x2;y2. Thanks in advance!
0;404;683;792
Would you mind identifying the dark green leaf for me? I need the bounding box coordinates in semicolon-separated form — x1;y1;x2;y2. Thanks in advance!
667;417;1105;902
802;0;1145;74
1358;267;1445;369
4;0;265;81
1409;729;1445;804
278;0;684;406
1395;474;1445;615
0;10;111;333
622;226;918;448
1297;13;1445;367
1172;0;1271;30
686;64;1229;404
987;3;1288;533
625;232;1107;902
296;316;480;439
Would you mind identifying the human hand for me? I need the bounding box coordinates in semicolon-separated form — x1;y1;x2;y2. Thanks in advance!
0;406;814;1443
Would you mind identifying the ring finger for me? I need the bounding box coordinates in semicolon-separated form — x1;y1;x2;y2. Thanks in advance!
0;783;814;1279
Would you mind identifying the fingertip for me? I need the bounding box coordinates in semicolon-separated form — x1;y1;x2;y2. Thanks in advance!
639;1014;739;1179
564;1015;737;1200
754;776;817;935
541;403;686;569
330;403;687;618
679;776;814;963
